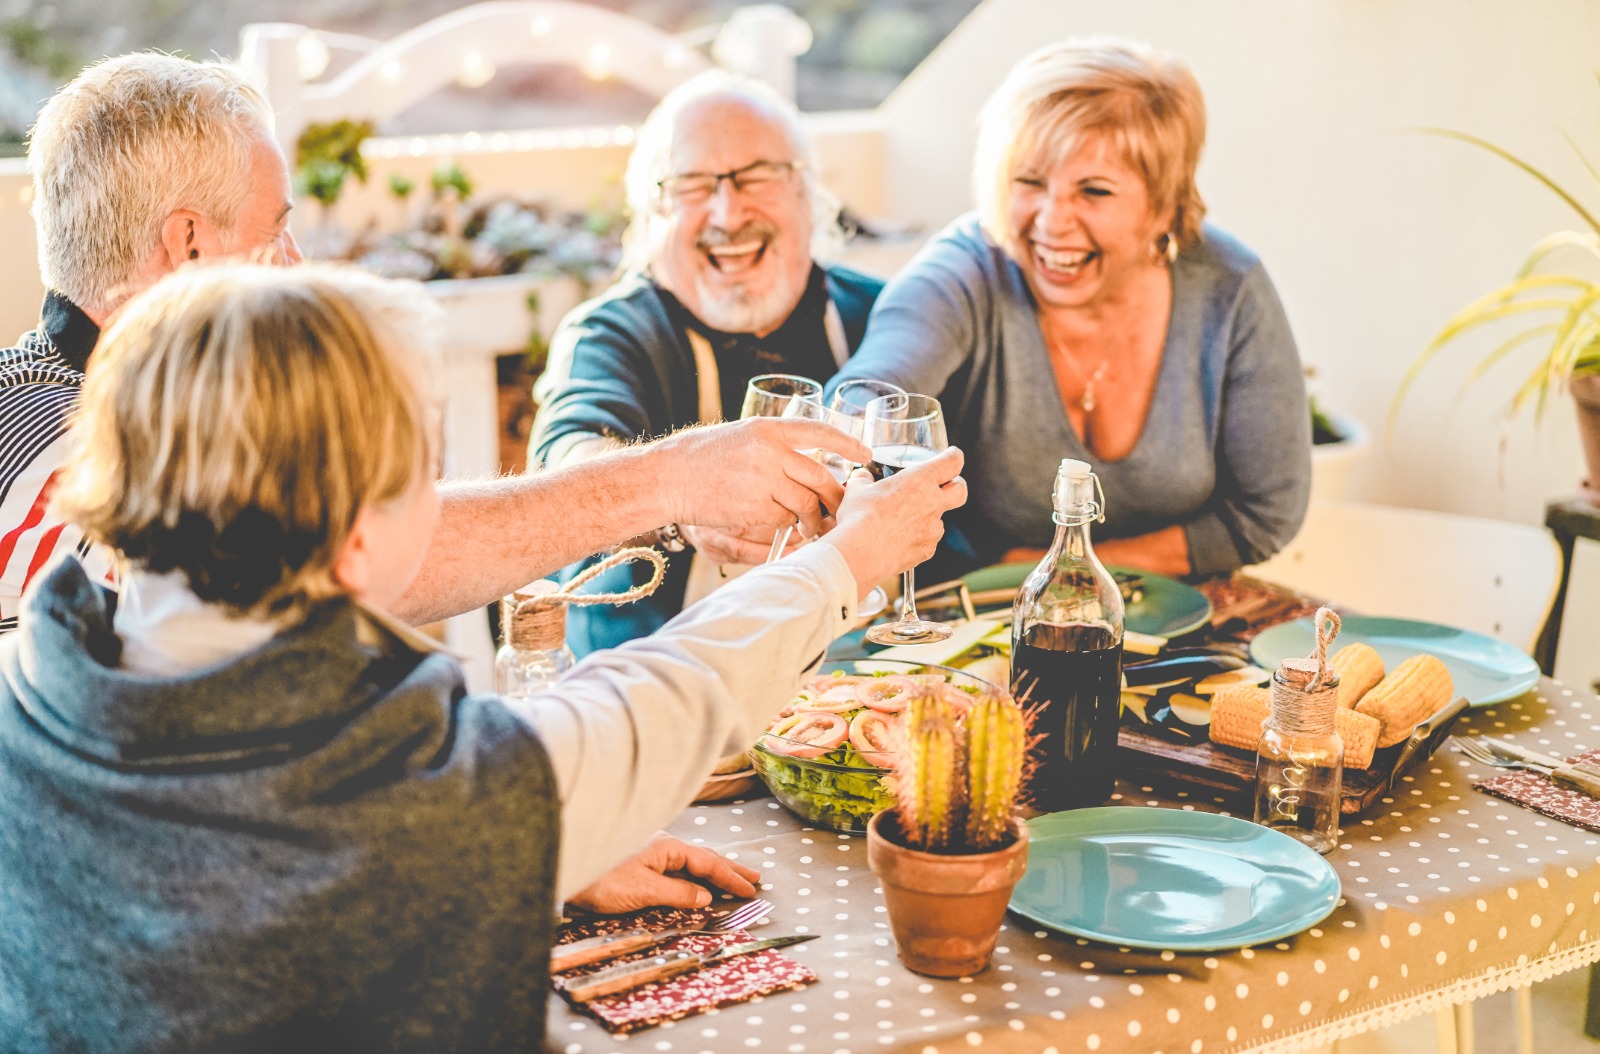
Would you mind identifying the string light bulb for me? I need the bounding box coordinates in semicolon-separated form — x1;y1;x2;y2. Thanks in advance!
297;32;331;81
458;52;496;88
582;43;612;82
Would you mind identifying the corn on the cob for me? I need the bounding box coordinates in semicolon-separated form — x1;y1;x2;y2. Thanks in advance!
1208;686;1271;750
1331;643;1385;709
1356;654;1454;748
1333;708;1379;770
1208;684;1380;769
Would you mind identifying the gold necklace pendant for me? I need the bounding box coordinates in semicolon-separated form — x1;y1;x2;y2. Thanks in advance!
1080;359;1110;413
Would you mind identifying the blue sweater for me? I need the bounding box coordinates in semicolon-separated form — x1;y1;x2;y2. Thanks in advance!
0;558;559;1052
827;216;1311;575
530;263;883;656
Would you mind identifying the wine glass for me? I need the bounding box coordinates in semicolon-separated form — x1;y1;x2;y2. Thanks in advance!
742;375;823;563
740;374;822;421
768;400;890;621
863;393;952;646
829;378;905;418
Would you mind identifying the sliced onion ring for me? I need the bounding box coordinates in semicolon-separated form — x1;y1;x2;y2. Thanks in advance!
857;675;917;713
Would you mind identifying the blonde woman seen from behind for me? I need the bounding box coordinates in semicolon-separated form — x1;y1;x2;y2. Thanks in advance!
0;263;965;1052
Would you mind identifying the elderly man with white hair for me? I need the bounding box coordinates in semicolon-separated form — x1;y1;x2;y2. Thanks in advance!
1;54;872;639
530;69;884;655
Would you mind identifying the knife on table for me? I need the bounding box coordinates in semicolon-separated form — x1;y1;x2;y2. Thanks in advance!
1385;696;1470;794
1479;736;1600;796
550;924;694;973
565;934;818;1003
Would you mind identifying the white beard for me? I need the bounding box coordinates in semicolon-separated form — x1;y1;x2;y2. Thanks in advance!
692;268;805;334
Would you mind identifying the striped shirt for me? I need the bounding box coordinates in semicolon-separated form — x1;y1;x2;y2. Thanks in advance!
0;292;114;634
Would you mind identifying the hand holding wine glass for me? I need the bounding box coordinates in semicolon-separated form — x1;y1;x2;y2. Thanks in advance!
824;443;967;610
765;400;889;620
677;375;828;563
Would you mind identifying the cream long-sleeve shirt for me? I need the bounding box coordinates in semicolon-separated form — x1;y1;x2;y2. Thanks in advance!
114;542;858;900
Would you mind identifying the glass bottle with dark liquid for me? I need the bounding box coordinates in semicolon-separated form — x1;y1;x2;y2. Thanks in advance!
1010;458;1125;812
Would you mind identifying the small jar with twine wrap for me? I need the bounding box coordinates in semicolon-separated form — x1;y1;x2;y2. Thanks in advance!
494;547;666;701
1252;607;1344;855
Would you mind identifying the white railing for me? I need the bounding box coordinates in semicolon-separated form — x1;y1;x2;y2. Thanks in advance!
238;1;812;149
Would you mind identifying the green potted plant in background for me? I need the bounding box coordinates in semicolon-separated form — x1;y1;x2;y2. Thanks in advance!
866;686;1033;978
1396;127;1600;502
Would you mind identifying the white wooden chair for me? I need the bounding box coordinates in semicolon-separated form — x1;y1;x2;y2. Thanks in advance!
1251;498;1557;1054
1248;498;1561;654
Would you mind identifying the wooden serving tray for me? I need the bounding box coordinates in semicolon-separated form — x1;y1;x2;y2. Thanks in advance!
1115;696;1470;815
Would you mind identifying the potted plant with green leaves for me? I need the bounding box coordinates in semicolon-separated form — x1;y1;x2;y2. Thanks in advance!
1395;127;1600;501
866;686;1033;978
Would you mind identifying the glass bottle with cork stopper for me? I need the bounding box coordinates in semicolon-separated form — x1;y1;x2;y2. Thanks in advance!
1010;457;1125;811
493;548;668;700
1253;608;1344;854
495;580;576;700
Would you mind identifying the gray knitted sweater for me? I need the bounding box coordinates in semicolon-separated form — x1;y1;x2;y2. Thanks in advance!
0;557;559;1053
829;216;1311;574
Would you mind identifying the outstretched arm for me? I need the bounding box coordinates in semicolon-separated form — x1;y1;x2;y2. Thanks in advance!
392;417;872;626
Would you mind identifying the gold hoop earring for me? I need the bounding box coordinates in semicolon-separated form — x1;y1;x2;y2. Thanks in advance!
1153;232;1178;264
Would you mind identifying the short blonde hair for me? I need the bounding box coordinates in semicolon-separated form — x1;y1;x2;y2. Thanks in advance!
53;264;439;618
621;69;841;273
973;37;1207;258
29;52;275;314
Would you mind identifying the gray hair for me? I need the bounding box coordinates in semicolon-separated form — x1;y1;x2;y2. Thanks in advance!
621;70;841;274
29;53;275;314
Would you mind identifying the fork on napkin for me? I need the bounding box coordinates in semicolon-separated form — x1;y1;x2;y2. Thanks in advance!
551;905;817;1033
1466;743;1600;833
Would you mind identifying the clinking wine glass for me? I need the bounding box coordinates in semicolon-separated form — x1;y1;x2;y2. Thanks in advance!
829;378;906;418
771;399;889;621
743;374;823;566
740;373;822;422
863;393;953;646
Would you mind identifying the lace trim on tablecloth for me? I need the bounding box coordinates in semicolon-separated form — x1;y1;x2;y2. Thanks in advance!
1226;939;1600;1054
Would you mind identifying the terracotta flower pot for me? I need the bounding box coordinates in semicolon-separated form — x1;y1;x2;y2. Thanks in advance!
1572;375;1600;506
866;810;1030;978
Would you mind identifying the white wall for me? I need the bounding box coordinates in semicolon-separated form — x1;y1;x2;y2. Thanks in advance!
880;0;1600;684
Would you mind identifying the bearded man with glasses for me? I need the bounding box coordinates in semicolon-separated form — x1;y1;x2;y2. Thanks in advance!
531;70;884;655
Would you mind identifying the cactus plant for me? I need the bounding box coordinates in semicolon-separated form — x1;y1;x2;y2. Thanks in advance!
894;693;959;851
964;690;1028;850
885;685;1032;854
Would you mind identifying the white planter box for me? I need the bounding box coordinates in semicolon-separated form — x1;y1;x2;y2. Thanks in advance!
1311;411;1370;502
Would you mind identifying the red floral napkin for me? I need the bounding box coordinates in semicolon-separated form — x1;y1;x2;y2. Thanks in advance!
1476;747;1600;833
551;907;817;1034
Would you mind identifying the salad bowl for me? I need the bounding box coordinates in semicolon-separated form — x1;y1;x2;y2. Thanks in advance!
750;659;999;833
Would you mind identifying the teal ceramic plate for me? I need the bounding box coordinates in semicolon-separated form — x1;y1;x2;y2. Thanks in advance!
963;562;1212;638
1250;615;1540;706
1009;807;1341;952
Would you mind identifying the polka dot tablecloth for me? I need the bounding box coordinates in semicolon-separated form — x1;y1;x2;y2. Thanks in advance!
548;679;1600;1054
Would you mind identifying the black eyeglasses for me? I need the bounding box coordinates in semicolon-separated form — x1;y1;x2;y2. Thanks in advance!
657;160;803;206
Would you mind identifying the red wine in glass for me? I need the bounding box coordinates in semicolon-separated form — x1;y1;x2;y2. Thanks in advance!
866;444;941;481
